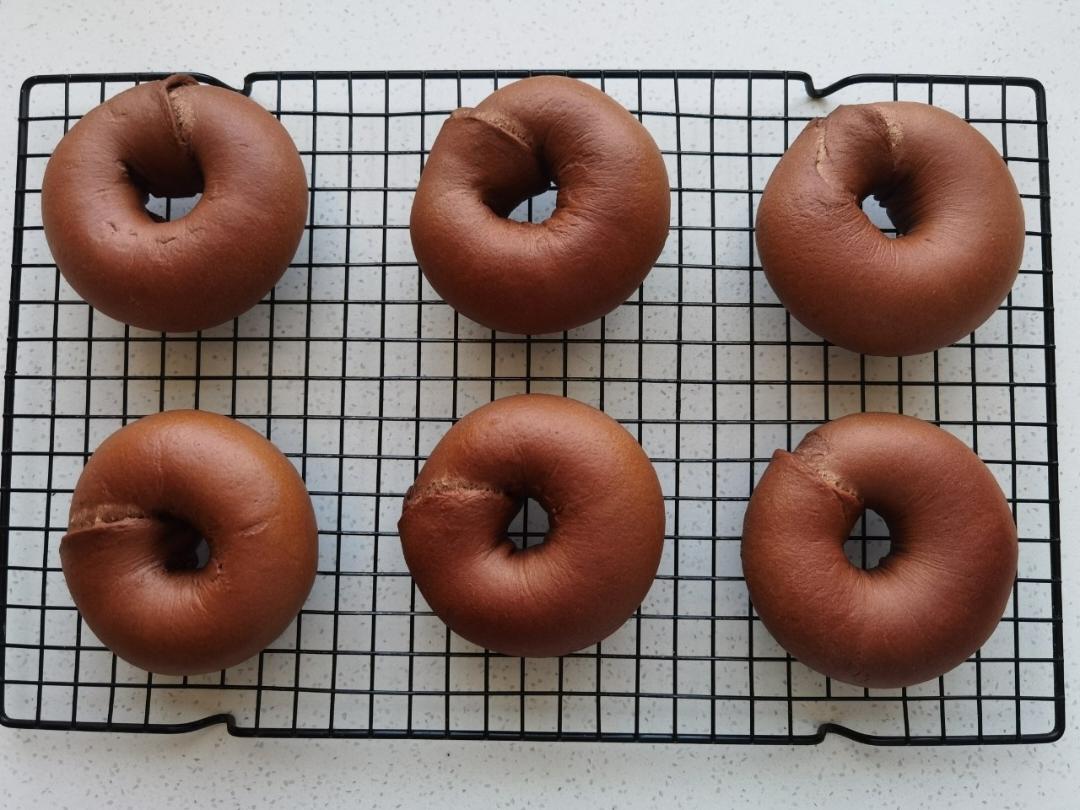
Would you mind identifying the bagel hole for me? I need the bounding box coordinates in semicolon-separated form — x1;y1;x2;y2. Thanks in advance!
159;515;212;573
508;186;558;224
192;537;211;569
861;195;899;238
843;509;892;570
506;497;550;551
145;192;202;222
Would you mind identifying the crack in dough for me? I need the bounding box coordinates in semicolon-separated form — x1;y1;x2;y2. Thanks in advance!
403;477;511;505
790;431;862;503
812;118;833;185
451;107;535;152
163;78;196;156
67;503;154;532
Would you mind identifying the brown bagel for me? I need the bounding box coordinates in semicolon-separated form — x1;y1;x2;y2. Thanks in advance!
741;413;1017;688
755;101;1024;356
41;74;308;332
60;410;318;675
410;76;670;334
398;394;665;657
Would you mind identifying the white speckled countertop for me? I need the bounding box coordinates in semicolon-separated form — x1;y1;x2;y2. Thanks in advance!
0;0;1077;806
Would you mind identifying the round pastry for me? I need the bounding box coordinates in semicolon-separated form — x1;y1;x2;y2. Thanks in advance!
60;410;318;675
41;74;308;332
398;394;665;656
755;101;1024;356
410;75;670;335
741;412;1017;688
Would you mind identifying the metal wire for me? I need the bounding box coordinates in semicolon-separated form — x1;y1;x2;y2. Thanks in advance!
0;70;1063;744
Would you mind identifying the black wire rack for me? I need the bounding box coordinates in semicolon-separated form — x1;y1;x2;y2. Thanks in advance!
0;70;1062;744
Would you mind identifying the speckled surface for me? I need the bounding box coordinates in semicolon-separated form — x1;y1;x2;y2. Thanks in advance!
0;0;1078;806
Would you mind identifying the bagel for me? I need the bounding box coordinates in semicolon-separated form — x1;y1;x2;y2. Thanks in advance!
60;410;318;675
755;101;1024;356
410;76;670;334
398;394;665;656
741;412;1018;687
41;74;308;332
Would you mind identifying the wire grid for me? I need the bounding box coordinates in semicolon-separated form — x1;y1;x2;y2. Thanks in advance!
0;70;1062;744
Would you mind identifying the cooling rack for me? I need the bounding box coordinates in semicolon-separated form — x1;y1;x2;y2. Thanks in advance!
0;70;1062;744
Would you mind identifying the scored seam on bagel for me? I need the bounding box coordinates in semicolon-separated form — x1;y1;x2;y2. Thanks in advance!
450;107;535;152
812;106;907;194
811;118;839;191
165;85;194;156
402;478;512;505
868;104;905;178
870;104;905;151
67;503;153;532
788;433;862;505
156;75;197;158
812;119;827;171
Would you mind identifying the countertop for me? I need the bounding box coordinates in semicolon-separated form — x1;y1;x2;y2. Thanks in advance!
0;1;1077;806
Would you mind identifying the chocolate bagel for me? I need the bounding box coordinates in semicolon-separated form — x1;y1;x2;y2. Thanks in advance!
42;74;308;332
755;101;1024;356
398;394;665;657
60;410;318;675
741;413;1017;688
410;76;670;334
